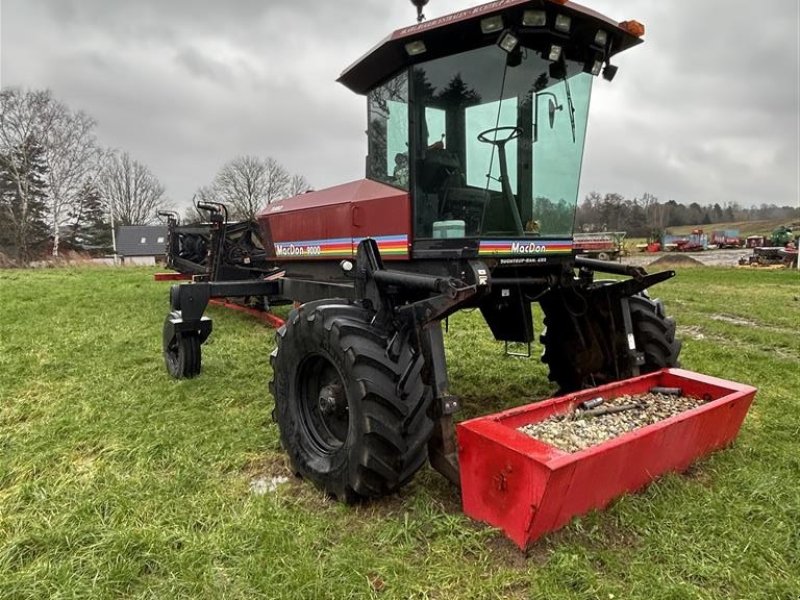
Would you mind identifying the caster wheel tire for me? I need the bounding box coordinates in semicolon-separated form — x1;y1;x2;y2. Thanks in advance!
163;316;202;379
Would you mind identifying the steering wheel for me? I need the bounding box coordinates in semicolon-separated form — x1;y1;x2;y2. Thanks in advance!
477;126;522;145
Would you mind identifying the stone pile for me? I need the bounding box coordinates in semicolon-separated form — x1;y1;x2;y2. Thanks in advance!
518;392;706;453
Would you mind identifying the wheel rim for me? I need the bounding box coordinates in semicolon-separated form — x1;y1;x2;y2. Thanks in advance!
297;355;349;453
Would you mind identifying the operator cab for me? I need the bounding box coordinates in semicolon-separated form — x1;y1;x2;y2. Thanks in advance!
339;0;643;259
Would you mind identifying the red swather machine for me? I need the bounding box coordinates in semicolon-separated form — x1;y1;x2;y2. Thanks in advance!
161;0;755;547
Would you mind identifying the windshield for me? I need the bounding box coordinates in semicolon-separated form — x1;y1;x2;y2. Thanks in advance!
409;45;592;240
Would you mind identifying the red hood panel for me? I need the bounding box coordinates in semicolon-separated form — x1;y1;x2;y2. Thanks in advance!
257;179;407;218
257;179;412;261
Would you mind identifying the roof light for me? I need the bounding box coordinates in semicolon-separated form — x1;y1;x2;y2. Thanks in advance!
497;30;519;53
548;44;562;62
480;15;504;34
594;30;608;47
404;40;427;56
522;10;546;27
554;14;571;33
583;52;604;76
619;20;645;38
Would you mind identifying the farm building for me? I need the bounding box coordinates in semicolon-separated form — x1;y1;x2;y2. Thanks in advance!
115;225;168;265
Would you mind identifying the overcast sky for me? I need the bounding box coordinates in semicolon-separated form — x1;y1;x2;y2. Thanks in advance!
1;0;798;210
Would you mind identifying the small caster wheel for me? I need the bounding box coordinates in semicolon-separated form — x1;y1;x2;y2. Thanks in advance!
163;316;202;379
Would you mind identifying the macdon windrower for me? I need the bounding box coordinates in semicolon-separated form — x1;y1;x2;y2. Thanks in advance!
161;0;683;503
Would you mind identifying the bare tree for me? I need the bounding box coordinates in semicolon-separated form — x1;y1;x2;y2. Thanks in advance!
640;192;668;232
40;102;101;256
210;155;293;220
213;155;268;220
261;157;293;205
0;89;102;257
100;150;169;225
289;173;310;197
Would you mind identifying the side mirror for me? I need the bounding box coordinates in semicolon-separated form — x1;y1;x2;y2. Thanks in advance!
548;98;562;128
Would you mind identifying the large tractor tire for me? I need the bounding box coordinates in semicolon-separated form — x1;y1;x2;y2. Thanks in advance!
628;294;681;371
541;293;681;393
269;300;433;502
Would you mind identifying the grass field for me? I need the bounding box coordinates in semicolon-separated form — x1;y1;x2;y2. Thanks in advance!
1;265;798;599
666;218;798;237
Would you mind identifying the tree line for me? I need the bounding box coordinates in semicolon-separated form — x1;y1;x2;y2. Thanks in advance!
0;89;171;263
0;88;308;265
576;192;799;237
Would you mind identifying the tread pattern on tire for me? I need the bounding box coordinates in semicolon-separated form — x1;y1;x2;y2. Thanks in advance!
541;293;681;392
269;300;433;502
628;295;682;369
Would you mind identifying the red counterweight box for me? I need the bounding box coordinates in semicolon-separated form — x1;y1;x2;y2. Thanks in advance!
456;369;757;550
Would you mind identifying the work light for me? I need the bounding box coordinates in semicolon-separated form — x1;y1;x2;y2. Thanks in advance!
497;30;519;53
522;10;546;27
554;14;571;33
594;29;608;47
405;40;427;56
480;15;504;34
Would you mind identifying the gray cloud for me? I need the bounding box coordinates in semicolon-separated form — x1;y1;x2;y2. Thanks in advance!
1;0;798;209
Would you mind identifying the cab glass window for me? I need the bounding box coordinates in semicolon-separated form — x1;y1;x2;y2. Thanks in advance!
366;71;410;189
410;45;592;240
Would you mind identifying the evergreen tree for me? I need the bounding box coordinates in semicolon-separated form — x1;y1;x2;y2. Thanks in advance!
0;136;50;263
435;74;482;107
67;181;111;252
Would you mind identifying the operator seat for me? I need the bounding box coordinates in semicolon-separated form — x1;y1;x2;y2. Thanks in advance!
417;147;462;192
439;186;488;237
415;147;465;237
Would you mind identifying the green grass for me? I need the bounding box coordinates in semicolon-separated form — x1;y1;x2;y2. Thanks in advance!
1;265;798;599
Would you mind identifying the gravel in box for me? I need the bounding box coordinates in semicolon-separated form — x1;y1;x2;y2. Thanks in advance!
518;392;707;453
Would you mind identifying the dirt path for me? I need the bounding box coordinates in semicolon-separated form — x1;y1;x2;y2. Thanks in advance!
621;248;750;268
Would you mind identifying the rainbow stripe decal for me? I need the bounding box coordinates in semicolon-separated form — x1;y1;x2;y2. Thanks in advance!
274;234;408;259
354;235;408;256
479;239;573;256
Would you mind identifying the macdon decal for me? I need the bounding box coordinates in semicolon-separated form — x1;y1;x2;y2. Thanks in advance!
274;244;323;257
273;235;408;258
478;240;573;256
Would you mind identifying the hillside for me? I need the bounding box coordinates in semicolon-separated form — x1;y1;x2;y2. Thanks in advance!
667;218;798;237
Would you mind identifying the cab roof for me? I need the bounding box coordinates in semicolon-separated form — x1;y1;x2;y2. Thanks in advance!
338;0;644;95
